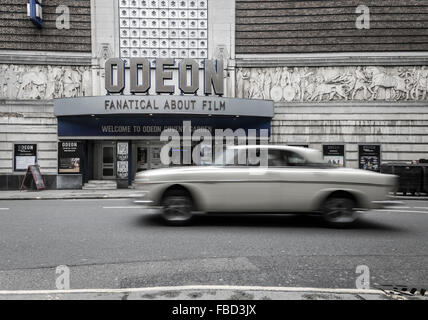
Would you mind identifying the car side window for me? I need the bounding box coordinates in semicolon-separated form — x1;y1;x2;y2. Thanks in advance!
284;151;306;166
268;150;287;167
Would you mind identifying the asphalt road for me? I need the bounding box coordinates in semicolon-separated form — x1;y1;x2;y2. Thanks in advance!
0;199;427;291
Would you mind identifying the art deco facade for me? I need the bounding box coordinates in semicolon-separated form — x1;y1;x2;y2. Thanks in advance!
0;0;427;189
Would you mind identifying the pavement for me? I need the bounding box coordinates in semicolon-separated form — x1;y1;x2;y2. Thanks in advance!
0;189;427;201
0;286;425;300
0;189;144;200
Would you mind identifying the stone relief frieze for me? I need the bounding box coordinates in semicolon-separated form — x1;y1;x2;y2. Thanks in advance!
0;64;92;100
236;66;428;102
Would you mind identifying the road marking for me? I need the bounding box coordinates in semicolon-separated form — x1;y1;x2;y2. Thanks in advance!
0;208;10;210
413;207;428;209
102;206;142;209
375;209;428;214
0;285;385;296
63;199;125;202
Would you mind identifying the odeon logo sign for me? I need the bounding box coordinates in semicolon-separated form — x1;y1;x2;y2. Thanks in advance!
105;58;224;96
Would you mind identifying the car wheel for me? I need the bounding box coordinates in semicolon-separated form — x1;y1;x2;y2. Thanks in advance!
321;197;359;227
161;191;193;225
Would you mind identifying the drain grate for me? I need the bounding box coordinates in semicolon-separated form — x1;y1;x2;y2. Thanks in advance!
374;284;427;297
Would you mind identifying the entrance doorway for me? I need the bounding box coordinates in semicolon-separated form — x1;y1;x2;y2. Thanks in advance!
135;143;165;173
94;141;116;180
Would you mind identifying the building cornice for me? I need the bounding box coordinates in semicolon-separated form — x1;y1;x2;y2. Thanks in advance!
236;52;428;67
273;101;428;109
0;50;92;66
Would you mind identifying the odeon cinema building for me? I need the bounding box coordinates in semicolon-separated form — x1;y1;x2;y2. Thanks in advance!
0;0;427;190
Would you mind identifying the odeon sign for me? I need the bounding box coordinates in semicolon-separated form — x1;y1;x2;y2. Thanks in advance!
105;58;224;96
54;57;274;138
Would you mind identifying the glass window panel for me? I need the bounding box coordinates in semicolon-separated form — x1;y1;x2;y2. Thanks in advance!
103;147;114;164
119;0;208;60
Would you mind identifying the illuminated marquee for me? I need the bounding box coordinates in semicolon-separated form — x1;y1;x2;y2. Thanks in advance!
105;58;224;96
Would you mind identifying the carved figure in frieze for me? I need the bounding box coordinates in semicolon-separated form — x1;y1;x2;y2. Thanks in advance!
0;64;93;100
366;66;410;101
63;67;82;97
395;67;416;101
5;65;19;99
300;67;314;101
46;66;64;99
309;75;349;102
348;66;374;100
236;68;244;98
242;69;251;99
272;67;282;87
411;66;428;100
248;69;263;99
18;67;47;100
263;70;272;100
256;69;266;99
290;68;306;102
280;67;294;101
270;67;283;102
0;65;6;97
235;66;427;102
80;67;92;97
280;67;291;88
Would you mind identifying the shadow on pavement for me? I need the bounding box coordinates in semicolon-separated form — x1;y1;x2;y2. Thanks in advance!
136;212;406;232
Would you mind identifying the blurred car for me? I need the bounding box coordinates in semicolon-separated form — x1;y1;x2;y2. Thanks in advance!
133;145;398;226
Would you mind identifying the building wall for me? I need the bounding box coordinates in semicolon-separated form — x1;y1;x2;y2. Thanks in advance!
0;100;57;175
235;63;428;168
0;0;92;52
1;0;237;189
271;102;428;168
0;1;93;186
235;0;428;54
235;0;428;168
91;0;236;97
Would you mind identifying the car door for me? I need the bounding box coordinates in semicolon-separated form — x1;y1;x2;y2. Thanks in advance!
203;148;276;212
269;150;320;212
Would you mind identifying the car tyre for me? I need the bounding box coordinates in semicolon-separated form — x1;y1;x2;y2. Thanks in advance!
321;197;359;227
160;191;193;226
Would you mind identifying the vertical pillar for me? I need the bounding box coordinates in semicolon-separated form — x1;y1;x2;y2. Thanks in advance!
128;141;132;187
84;141;89;183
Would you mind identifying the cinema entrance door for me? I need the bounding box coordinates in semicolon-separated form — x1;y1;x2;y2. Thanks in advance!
94;141;116;180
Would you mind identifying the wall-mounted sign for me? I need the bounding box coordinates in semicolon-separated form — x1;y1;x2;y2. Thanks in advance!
117;142;129;179
359;145;381;172
14;144;37;171
54;95;274;118
58;116;271;138
58;141;83;174
105;58;224;96
323;145;345;167
27;0;43;28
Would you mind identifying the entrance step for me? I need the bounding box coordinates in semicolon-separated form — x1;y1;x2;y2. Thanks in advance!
83;180;118;190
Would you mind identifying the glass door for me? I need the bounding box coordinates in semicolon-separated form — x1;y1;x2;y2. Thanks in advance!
150;145;163;169
136;145;149;172
102;144;115;179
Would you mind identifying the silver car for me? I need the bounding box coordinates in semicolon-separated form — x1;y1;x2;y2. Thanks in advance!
133;145;398;227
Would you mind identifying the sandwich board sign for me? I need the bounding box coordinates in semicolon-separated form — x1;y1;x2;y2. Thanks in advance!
20;165;46;191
